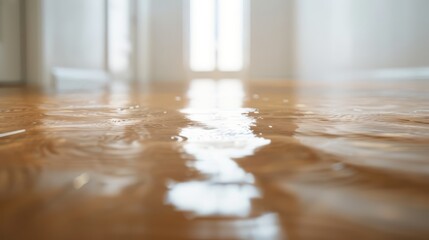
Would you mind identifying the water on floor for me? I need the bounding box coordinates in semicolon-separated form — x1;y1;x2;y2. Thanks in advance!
0;79;428;239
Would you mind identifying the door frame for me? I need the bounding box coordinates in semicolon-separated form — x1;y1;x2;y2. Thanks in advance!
0;0;26;85
23;0;48;87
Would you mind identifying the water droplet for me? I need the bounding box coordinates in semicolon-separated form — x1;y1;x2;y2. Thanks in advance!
171;136;186;142
73;173;90;189
175;96;182;101
331;162;345;171
252;94;260;99
268;125;273;128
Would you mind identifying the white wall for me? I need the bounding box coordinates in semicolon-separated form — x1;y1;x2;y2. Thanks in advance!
295;0;429;80
348;0;429;70
25;0;429;85
26;0;107;87
136;0;151;82
249;0;294;80
149;0;185;82
0;0;22;82
142;0;429;82
44;0;106;71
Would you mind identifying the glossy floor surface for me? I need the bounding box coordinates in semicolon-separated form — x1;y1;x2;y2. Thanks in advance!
0;79;429;239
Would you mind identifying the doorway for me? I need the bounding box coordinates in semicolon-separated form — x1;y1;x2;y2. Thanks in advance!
185;0;248;79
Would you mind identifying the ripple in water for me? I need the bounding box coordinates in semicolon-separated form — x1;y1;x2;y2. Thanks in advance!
167;79;272;222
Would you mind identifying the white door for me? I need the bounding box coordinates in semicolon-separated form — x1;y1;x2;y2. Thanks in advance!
0;0;22;83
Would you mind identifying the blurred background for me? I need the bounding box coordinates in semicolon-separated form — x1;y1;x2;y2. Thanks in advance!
1;0;429;89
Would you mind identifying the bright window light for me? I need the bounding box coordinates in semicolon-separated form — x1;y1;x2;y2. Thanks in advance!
218;0;243;71
190;0;216;71
190;0;244;72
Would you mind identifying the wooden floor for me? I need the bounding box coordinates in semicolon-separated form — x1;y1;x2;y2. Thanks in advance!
0;79;428;239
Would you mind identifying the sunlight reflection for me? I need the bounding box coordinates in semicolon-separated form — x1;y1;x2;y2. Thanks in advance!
167;79;270;217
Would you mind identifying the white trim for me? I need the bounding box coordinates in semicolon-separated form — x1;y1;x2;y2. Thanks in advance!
51;67;110;91
322;67;429;81
51;67;110;81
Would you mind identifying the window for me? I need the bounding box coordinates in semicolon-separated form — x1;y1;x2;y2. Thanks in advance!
189;0;245;74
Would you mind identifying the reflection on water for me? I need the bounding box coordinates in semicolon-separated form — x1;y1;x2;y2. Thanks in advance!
1;80;429;239
0;129;26;138
294;82;429;175
167;79;270;217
